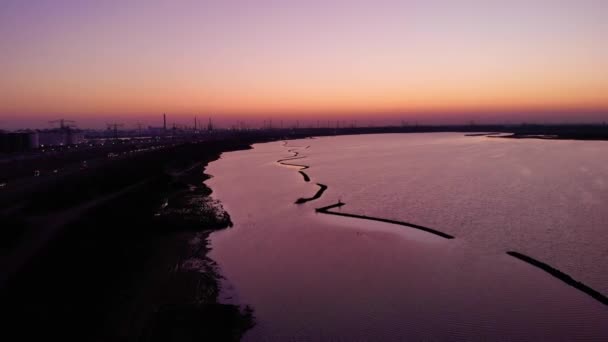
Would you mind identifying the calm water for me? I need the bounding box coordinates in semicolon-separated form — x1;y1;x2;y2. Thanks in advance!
207;133;608;340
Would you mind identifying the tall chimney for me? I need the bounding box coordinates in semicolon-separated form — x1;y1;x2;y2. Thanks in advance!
163;113;167;133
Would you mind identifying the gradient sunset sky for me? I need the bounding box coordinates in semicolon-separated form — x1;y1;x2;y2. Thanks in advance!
1;0;607;129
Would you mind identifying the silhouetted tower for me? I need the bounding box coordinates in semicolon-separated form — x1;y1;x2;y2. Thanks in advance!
207;118;213;132
107;122;124;139
135;122;144;136
49;119;76;130
163;113;167;134
49;119;77;144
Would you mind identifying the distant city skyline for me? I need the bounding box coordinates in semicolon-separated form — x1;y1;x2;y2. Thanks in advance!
2;109;608;131
1;0;607;128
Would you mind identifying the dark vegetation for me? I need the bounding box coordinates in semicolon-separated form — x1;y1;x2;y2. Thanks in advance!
0;140;153;182
263;123;608;141
0;136;281;341
1;124;606;340
491;124;608;141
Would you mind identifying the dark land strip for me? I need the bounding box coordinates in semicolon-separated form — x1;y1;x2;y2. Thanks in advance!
507;251;608;306
2;125;606;187
250;124;608;142
315;202;455;239
298;170;311;182
295;183;328;204
279;160;309;169
280;146;608;306
5;126;605;340
286;142;606;307
276;155;305;163
278;143;454;239
1;136;307;341
277;147;311;182
465;132;502;136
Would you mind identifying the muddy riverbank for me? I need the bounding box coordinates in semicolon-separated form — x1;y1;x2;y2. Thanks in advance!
0;136;291;341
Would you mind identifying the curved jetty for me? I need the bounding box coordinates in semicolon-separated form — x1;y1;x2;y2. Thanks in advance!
277;140;608;314
277;156;306;163
507;251;608;306
298;171;311;182
315;202;454;239
277;149;311;182
295;183;328;204
279;142;454;239
278;160;309;169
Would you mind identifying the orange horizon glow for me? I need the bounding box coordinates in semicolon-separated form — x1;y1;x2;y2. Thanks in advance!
1;1;607;128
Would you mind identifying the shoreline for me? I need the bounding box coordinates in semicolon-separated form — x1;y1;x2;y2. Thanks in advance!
4;131;608;339
1;136;290;341
492;133;608;142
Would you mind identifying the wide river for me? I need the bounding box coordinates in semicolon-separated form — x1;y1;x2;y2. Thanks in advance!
207;133;608;340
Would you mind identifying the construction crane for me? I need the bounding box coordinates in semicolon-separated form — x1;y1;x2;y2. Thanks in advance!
106;122;124;139
49;119;76;129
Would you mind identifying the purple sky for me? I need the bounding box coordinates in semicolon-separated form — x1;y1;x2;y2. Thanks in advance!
1;0;607;129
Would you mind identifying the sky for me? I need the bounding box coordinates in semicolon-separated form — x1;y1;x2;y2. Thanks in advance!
1;0;607;129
